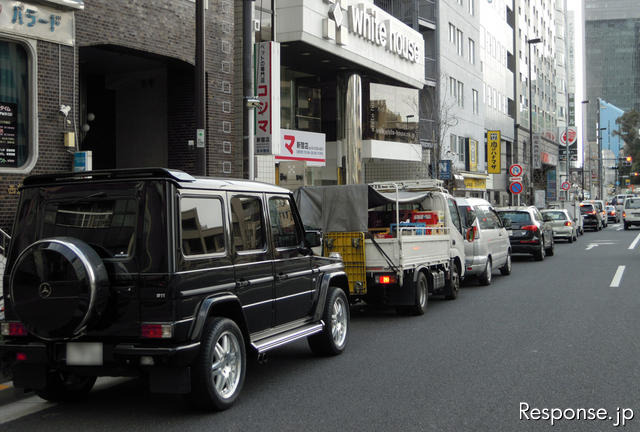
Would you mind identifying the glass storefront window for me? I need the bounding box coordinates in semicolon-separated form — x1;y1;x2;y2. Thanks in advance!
0;40;31;169
364;82;418;144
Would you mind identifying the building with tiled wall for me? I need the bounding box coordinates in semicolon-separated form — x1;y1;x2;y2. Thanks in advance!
0;0;239;231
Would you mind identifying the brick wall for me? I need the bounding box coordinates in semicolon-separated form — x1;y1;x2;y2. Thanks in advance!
0;0;241;232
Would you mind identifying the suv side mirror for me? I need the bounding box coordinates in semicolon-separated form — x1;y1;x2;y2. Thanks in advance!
305;230;322;248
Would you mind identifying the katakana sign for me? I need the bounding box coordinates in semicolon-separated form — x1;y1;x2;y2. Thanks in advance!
487;130;501;174
254;41;281;155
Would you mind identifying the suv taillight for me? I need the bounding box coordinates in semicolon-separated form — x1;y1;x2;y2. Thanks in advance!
1;322;28;337
141;323;173;339
522;225;539;233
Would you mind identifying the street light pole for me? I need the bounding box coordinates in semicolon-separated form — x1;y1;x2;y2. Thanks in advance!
581;100;589;199
527;38;542;205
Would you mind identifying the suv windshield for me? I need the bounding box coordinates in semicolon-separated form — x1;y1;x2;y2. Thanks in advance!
625;199;640;209
42;198;138;258
497;211;531;224
544;211;566;220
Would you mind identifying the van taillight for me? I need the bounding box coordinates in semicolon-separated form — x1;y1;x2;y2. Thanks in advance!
141;323;173;339
564;221;572;226
1;322;27;337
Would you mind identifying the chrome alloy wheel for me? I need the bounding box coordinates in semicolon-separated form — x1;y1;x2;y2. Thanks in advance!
331;296;348;348
211;331;242;399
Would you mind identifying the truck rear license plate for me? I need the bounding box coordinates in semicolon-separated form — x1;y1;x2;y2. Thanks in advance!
66;342;103;366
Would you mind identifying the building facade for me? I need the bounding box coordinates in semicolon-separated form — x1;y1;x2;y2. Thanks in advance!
480;0;515;205
0;0;239;230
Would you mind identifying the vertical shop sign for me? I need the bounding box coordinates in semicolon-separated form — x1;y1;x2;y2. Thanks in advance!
465;138;478;172
487;130;500;174
546;169;557;202
254;41;281;155
0;102;18;167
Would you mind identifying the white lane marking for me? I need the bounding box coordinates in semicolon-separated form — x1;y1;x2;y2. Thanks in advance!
610;265;626;288
0;377;128;425
628;233;640;250
618;227;624;231
586;242;616;250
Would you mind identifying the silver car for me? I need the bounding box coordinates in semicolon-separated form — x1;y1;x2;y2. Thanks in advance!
456;197;511;285
541;209;578;243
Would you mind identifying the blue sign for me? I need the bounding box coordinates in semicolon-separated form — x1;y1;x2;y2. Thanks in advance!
439;160;452;180
509;182;523;195
73;151;92;172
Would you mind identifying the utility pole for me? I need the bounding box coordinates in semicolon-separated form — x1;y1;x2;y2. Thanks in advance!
195;0;206;176
581;100;589;199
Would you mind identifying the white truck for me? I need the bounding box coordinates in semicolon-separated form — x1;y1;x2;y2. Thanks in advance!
295;180;466;315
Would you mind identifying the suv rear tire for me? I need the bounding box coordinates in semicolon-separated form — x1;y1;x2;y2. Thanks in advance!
545;237;555;256
189;318;246;411
308;286;349;356
534;242;545;261
36;372;96;402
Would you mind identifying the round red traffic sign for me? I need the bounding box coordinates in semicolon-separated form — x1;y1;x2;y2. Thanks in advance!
509;181;523;195
509;164;523;177
561;181;571;191
560;127;577;146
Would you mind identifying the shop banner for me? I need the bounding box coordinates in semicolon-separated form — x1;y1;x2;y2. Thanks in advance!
254;41;281;155
546;169;557;202
0;102;18;167
533;134;542;169
465;138;478;172
275;129;326;167
487;130;500;174
0;0;75;46
464;178;486;190
438;160;451;180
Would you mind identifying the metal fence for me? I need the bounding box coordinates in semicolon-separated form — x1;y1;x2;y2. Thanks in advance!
424;56;437;81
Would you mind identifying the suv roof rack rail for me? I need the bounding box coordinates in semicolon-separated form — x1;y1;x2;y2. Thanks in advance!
22;168;196;187
369;179;446;192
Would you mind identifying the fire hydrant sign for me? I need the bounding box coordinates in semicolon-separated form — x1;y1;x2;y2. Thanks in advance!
487;130;501;174
275;129;326;167
254;41;281;155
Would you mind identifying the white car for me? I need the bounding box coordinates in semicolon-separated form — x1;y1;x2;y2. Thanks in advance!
456;197;511;285
622;197;640;230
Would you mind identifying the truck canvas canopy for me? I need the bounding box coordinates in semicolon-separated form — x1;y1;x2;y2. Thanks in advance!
294;185;431;232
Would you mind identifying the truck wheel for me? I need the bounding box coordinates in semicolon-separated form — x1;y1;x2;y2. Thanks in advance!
500;251;512;276
308;286;349;356
478;258;492;286
410;272;428;315
36;372;96;402
189;317;246;411
444;263;460;300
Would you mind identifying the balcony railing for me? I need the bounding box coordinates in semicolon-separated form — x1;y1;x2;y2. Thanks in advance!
425;56;436;82
418;0;436;25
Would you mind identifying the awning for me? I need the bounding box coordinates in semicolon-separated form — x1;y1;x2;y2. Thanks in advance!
460;172;489;179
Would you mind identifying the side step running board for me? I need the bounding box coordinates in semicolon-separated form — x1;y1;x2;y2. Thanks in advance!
252;322;324;354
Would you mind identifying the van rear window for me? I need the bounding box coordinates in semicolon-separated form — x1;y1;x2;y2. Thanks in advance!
41;199;138;258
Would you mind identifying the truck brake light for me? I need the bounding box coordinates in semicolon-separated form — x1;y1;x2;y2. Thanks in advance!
378;275;397;284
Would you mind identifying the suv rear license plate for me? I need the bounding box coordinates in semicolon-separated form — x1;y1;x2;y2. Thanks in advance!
66;342;103;366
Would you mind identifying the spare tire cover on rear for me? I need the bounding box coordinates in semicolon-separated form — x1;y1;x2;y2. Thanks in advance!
10;237;110;340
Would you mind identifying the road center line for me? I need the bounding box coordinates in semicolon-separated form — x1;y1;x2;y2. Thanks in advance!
628;233;640;250
610;266;626;288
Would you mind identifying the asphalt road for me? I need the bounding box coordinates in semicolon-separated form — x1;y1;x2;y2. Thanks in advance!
2;224;640;431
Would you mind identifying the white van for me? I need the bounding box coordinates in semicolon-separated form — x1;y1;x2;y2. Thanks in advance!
456;197;511;285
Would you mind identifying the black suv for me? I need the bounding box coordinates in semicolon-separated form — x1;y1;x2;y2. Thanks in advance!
0;168;349;410
496;206;555;261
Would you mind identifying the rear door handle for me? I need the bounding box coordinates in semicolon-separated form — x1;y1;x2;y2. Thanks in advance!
276;273;289;281
236;279;250;288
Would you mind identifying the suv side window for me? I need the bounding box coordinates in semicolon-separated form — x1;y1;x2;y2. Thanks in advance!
180;197;225;256
231;196;266;251
268;197;302;248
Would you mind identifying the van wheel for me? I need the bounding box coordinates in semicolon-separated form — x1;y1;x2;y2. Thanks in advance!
308;286;349;356
189;317;246;411
500;251;512;276
410;272;428;315
444;263;460;300
478;258;492;286
36;372;96;402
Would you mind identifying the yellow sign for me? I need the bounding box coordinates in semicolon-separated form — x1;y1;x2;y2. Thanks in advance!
464;178;486;190
469;139;478;172
487;130;501;174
